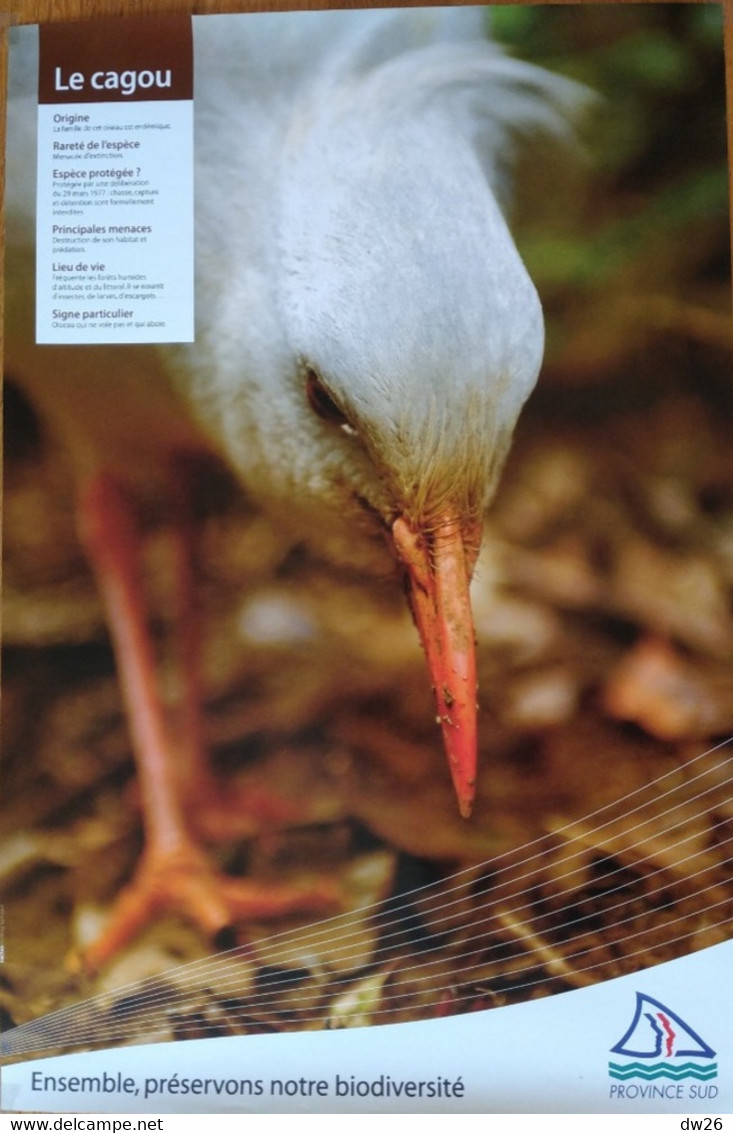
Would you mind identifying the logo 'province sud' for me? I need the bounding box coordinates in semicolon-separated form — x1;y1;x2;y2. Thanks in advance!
609;993;718;1102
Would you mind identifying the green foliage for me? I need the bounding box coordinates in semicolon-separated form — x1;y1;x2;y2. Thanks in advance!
489;3;730;379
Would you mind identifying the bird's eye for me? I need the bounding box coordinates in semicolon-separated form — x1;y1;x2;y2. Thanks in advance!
304;366;350;428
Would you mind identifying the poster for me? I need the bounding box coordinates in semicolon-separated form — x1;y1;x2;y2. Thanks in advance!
1;4;731;1114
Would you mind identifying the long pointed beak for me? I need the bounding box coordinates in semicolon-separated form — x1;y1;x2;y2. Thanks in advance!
392;509;481;818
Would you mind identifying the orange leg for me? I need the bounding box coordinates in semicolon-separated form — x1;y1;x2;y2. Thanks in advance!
165;460;305;837
77;471;335;969
166;459;209;805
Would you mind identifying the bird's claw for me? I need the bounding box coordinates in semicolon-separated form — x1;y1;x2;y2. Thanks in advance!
81;841;340;972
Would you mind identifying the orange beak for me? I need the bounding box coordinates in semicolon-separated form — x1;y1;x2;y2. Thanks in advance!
392;508;481;818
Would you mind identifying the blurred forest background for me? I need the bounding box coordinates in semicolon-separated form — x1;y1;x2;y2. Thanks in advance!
2;4;732;1048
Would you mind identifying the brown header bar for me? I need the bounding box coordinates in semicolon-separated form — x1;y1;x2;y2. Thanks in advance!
38;15;193;104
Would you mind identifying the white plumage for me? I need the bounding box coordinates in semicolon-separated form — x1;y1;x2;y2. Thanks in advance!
181;9;576;540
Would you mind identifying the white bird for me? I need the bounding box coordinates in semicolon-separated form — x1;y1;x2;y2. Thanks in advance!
5;7;581;966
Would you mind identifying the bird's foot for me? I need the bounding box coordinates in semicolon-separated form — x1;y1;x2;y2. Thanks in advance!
82;841;340;971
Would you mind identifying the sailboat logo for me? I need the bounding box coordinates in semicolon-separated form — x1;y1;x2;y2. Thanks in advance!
609;993;717;1081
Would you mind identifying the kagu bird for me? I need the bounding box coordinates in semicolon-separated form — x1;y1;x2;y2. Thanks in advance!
5;8;581;966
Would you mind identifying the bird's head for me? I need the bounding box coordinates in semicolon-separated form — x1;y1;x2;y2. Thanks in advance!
190;35;574;815
260;51;546;815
